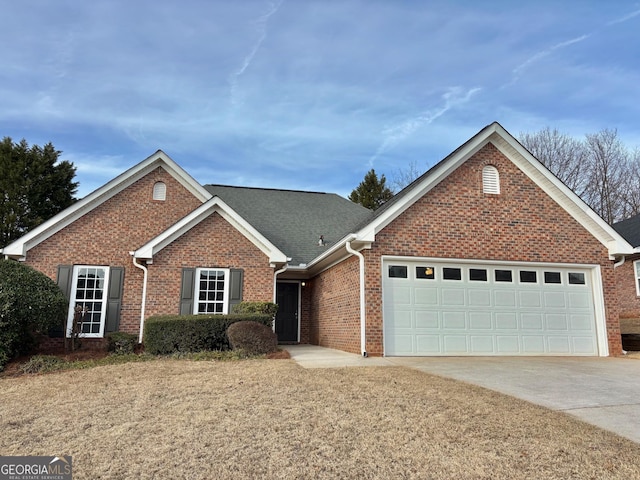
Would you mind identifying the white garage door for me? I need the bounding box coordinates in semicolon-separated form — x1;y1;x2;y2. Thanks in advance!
383;259;599;356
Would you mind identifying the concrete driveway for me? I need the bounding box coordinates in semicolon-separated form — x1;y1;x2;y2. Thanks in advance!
286;345;640;444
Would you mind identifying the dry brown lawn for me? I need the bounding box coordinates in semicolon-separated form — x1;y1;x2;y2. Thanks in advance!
1;359;639;479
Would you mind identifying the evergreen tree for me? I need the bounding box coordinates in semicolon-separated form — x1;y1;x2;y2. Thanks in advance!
0;137;78;248
349;169;394;210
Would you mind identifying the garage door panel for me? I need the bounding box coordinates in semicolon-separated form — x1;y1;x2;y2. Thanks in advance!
547;314;569;331
544;291;566;308
442;311;466;329
442;289;465;306
496;336;520;353
469;289;491;307
495;290;517;307
384;259;599;356
522;335;544;353
521;313;543;330
470;336;494;353
443;335;468;352
416;335;441;354
570;314;593;330
548;336;571;353
415;287;438;305
415;310;438;328
469;311;492;329
519;291;542;307
496;312;518;330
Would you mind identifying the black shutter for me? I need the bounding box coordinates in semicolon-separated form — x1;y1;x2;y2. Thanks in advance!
56;265;73;300
52;265;73;338
180;268;196;315
105;267;124;333
229;269;244;312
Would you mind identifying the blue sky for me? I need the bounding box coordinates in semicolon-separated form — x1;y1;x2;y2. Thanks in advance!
1;1;639;198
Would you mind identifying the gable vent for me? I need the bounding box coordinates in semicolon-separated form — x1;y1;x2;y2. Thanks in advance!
153;181;167;201
482;165;500;194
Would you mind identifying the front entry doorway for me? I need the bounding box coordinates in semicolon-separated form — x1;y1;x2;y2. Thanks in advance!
275;282;299;343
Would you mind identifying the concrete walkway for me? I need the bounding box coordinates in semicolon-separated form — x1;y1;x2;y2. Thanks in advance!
285;345;640;444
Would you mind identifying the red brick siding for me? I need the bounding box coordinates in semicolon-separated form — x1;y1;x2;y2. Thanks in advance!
24;167;203;338
146;212;273;316
299;283;311;344
617;253;640;318
308;255;361;354
363;142;621;356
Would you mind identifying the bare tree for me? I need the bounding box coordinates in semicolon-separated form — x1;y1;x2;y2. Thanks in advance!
583;129;628;224
519;127;588;196
391;159;423;193
520;127;638;224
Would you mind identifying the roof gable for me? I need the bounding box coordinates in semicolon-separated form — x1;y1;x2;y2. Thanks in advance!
613;214;640;248
2;150;211;260
355;122;634;258
133;196;288;264
204;185;373;266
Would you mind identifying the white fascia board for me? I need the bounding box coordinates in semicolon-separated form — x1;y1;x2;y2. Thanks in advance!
1;150;212;260
356;126;496;241
489;124;635;257
134;197;288;264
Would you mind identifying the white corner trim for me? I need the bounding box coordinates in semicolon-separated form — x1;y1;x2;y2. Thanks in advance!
133;197;288;264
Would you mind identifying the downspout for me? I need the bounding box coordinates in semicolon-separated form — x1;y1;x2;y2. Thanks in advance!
272;263;288;332
346;235;367;357
130;252;148;344
614;255;626;268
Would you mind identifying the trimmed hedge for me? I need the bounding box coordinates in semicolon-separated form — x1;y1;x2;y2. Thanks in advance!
143;313;273;355
227;321;278;355
107;332;138;355
232;301;278;317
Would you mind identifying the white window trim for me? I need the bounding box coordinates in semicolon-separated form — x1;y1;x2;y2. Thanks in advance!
635;260;640;296
66;265;110;338
194;268;231;314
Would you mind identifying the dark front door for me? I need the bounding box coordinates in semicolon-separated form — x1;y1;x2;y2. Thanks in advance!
275;282;299;343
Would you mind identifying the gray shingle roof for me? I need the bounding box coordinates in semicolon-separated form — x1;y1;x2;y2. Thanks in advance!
613;214;640;248
204;185;373;265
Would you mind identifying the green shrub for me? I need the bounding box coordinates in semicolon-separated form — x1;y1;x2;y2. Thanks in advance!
227;321;278;355
107;332;138;355
232;301;278;317
143;313;272;355
0;260;68;371
20;355;66;374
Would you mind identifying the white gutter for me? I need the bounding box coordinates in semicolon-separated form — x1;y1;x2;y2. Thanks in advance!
346;235;367;357
614;255;626;268
272;263;289;332
130;253;148;344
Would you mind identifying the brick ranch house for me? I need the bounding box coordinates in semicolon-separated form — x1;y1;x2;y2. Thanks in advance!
2;122;635;357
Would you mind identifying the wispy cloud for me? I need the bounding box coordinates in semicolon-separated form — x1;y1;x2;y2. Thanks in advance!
606;8;640;26
507;34;589;87
228;0;284;107
369;86;481;167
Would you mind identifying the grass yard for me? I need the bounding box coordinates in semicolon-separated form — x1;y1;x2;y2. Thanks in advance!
1;359;640;479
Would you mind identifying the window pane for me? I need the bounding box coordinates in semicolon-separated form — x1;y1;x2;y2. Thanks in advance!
520;271;537;283
416;266;435;279
443;268;462;280
495;270;512;282
388;266;408;278
469;269;487;281
544;272;561;284
568;272;585;285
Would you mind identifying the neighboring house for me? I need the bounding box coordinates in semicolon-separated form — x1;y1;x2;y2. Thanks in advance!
1;122;635;356
612;214;640;320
